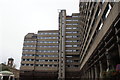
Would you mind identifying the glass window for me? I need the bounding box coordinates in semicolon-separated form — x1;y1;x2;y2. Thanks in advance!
66;45;72;47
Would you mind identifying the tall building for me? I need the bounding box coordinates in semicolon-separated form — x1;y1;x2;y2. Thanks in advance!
20;10;82;80
79;1;120;79
20;1;120;80
58;10;81;79
20;31;59;80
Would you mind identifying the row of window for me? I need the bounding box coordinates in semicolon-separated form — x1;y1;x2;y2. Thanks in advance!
23;45;58;48
36;59;58;62
22;59;58;62
24;41;36;43
38;37;58;39
22;54;58;57
65;40;79;42
66;23;78;25
65;45;78;47
65;50;79;52
38;33;58;35
66;27;78;29
23;49;58;53
38;50;58;53
66;36;78;38
22;54;35;56
23;50;36;52
66;65;79;68
37;45;58;48
66;19;79;21
66;31;78;33
36;55;58;57
72;16;79;17
24;45;36;47
21;64;58;67
38;41;58;43
66;60;79;63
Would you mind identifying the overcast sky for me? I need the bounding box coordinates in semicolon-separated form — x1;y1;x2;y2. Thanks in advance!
0;0;79;69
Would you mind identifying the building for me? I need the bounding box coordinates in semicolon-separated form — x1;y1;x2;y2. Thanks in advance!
20;31;59;80
0;58;20;80
79;1;120;79
20;1;120;80
58;10;82;80
20;10;82;79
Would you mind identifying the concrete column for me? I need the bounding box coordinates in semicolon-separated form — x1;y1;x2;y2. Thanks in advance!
87;71;89;79
88;70;91;80
105;49;110;71
116;35;120;60
115;27;120;61
91;67;94;80
99;61;103;78
94;65;98;79
118;44;120;61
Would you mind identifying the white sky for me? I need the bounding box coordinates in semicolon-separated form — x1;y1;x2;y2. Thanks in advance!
0;0;79;69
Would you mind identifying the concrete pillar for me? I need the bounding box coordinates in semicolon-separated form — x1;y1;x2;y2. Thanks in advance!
88;70;91;80
116;35;120;60
105;49;110;71
91;67;94;80
118;44;120;61
94;65;98;79
99;61;103;78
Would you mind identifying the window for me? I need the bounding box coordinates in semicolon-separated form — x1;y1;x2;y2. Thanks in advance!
24;41;36;43
22;54;35;57
37;50;58;53
38;37;58;39
73;23;78;25
30;64;34;66
24;45;36;47
38;41;58;43
73;45;77;47
65;50;72;52
66;60;73;62
66;41;72;42
66;19;72;21
66;24;72;25
23;49;36;52
21;64;25;66
66;45;72;47
73;19;78;21
54;65;57;67
38;33;58;35
66;36;72;38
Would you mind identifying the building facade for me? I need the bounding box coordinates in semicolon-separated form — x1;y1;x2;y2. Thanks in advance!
79;1;120;79
20;10;82;80
20;31;59;80
58;10;81;80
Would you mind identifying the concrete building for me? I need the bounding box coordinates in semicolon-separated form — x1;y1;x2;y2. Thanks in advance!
58;10;81;80
20;1;120;80
20;10;82;80
79;1;120;79
20;31;59;80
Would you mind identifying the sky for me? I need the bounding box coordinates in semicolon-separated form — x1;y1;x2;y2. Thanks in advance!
0;0;79;69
